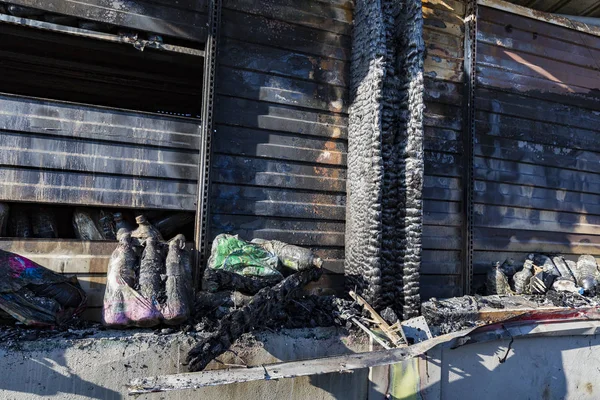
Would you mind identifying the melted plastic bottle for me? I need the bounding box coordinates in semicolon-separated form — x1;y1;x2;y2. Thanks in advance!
252;239;323;271
132;215;164;242
162;234;192;325
138;236;164;304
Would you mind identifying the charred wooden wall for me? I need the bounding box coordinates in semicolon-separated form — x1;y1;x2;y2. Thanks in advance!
421;0;466;298
472;5;600;290
210;0;352;291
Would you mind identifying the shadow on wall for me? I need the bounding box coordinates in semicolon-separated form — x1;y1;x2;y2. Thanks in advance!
0;346;120;400
369;331;591;399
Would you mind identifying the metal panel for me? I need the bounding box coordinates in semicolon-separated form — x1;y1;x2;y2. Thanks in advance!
421;0;466;298
472;4;600;288
210;0;351;285
2;0;209;42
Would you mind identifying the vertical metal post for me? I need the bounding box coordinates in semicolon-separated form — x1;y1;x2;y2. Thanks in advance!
461;0;478;295
194;0;221;288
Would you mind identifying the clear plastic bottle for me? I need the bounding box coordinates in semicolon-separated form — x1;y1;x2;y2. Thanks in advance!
512;259;533;294
132;215;163;242
576;255;599;292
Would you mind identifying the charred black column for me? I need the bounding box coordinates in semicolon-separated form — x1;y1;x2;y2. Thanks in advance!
346;0;425;319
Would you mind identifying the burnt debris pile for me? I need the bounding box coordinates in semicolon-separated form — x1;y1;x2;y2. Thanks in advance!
188;234;366;371
486;253;600;297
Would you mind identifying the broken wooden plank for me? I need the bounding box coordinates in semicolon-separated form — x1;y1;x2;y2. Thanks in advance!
129;328;474;394
349;291;403;346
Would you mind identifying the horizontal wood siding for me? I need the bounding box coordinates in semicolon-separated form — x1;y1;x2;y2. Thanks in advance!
0;94;201;210
211;0;352;290
473;6;600;290
421;0;465;299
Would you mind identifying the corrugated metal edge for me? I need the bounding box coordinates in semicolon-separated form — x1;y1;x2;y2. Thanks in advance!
462;0;477;296
479;0;600;38
195;0;222;287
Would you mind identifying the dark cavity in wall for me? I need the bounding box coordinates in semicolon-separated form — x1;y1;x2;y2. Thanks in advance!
346;0;425;319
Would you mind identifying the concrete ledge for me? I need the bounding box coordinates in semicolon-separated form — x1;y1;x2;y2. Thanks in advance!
0;328;369;400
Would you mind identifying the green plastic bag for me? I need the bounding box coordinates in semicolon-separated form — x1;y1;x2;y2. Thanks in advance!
208;234;282;278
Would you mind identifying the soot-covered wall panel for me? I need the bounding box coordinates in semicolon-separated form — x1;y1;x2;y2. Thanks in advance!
346;0;425;318
421;0;466;299
473;5;600;291
211;0;353;291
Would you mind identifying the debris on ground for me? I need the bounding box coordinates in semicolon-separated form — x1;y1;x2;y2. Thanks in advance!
0;250;87;327
187;267;324;371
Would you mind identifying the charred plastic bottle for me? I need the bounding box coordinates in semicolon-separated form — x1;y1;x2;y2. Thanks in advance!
252;239;323;271
152;213;194;239
512;258;534;294
499;257;517;277
162;234;192;325
0;202;9;237
113;212;135;233
486;262;512;295
98;210;116;240
73;208;103;240
9;208;32;238
132;215;163;242
31;208;58;238
138;236;164;304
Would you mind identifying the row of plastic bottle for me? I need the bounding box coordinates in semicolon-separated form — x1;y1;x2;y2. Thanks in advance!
0;202;193;241
488;254;600;295
102;217;193;327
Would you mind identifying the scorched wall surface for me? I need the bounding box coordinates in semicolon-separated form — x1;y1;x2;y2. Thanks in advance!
422;0;466;298
472;4;600;290
210;0;352;291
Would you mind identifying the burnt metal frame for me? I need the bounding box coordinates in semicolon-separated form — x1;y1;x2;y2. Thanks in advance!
194;0;221;287
461;0;478;295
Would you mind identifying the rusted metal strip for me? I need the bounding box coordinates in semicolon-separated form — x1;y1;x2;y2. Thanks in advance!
0;13;205;57
478;0;600;38
461;0;477;296
195;0;222;287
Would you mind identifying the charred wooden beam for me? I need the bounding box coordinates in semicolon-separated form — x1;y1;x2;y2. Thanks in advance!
187;268;322;372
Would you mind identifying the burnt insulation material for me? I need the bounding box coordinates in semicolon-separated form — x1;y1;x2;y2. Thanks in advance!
346;0;425;319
